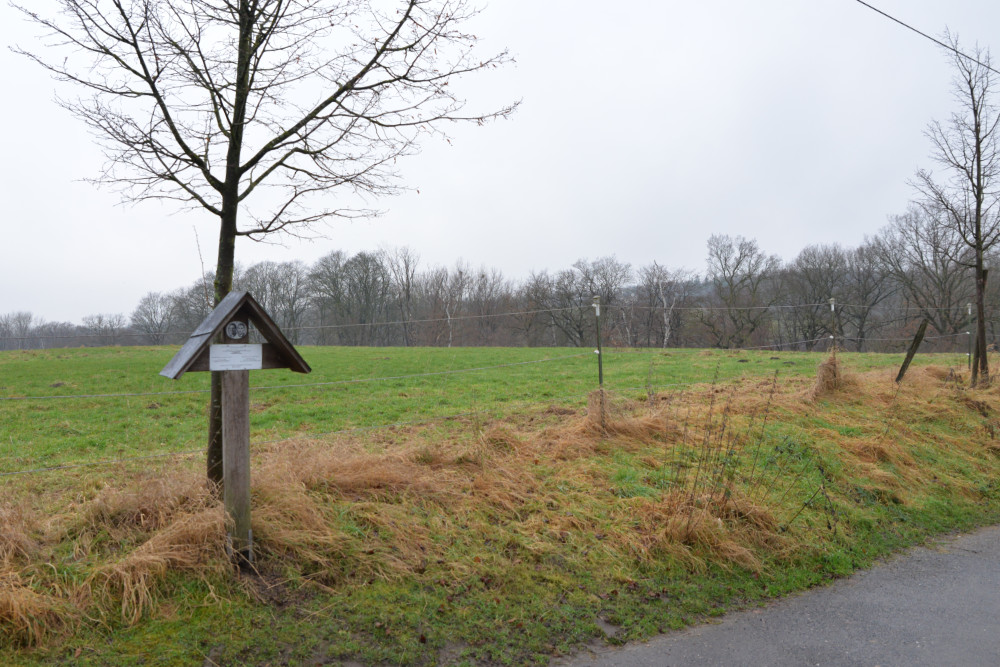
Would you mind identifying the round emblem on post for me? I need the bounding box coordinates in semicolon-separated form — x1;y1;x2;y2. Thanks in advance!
225;321;248;340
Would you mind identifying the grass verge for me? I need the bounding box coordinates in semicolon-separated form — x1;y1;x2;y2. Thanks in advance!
2;348;998;665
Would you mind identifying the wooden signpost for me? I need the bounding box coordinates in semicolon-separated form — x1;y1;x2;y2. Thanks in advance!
160;291;311;565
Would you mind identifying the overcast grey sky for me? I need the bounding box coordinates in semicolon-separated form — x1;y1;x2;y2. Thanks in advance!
2;1;999;322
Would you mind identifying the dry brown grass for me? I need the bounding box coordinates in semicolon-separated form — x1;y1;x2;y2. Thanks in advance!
86;507;227;624
609;489;788;573
0;503;36;565
6;357;1000;651
72;472;214;535
811;348;858;400
0;569;65;647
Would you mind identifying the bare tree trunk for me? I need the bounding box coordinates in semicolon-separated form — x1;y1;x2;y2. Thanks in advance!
207;2;252;489
974;267;989;385
659;287;677;348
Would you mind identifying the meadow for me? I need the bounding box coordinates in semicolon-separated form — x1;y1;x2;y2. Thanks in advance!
2;345;999;666
1;345;887;475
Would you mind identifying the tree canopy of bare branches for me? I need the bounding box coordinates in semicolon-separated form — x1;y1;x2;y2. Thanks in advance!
15;0;516;483
913;34;1000;385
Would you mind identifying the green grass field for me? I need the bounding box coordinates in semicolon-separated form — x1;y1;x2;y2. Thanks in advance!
1;345;994;666
0;345;964;475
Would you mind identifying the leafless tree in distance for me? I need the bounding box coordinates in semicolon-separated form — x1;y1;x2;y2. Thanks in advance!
873;206;974;339
130;292;177;344
702;235;781;349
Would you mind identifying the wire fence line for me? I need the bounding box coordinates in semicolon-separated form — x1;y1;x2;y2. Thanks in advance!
0;302;834;343
3;300;995;348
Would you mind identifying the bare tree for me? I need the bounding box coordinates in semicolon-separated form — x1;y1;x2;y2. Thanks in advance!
842;240;894;351
0;310;43;350
512;271;557;346
0;314;9;351
782;244;848;350
874;206;974;340
170;276;217;335
701;235;781;348
441;262;471;347
634;263;692;348
547;268;591;347
239;261;311;343
130;292;177;344
467;266;511;345
0;312;39;350
913;35;1000;385
81;313;128;346
309;251;349;345
379;246;420;346
343;252;392;346
15;0;515;482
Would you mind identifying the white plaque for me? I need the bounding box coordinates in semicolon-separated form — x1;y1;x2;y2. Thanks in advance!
209;344;263;371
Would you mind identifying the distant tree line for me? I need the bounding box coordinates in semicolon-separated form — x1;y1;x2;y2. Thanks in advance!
4;223;998;353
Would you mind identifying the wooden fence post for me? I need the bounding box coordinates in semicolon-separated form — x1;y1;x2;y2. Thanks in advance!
896;318;929;384
592;295;606;434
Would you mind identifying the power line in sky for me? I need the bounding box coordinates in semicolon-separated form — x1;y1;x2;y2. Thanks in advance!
852;0;1000;77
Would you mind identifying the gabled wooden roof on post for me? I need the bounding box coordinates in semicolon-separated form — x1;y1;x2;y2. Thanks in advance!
160;290;311;379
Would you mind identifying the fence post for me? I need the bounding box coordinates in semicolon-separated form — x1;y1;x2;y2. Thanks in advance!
829;297;836;350
592;295;604;388
968;303;973;371
896;318;929;384
592;295;606;434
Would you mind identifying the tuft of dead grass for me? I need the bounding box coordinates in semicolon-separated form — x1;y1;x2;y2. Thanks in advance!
71;471;214;538
584;389;677;443
260;439;457;501
252;460;348;576
0;570;65;647
811;348;857;399
0;503;37;565
842;437;914;468
86;507;227;625
615;490;788;573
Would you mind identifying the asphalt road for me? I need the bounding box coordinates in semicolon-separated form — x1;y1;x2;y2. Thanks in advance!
559;525;1000;667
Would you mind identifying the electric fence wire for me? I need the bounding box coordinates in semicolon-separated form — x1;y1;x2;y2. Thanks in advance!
851;0;1000;77
606;302;990;315
0;306;584;342
839;332;971;343
7;300;990;345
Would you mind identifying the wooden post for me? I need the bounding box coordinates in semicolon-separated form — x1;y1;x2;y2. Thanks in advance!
222;317;252;564
967;302;974;371
896;318;929;384
222;369;252;563
593;295;604;388
592;295;606;434
829;297;836;350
